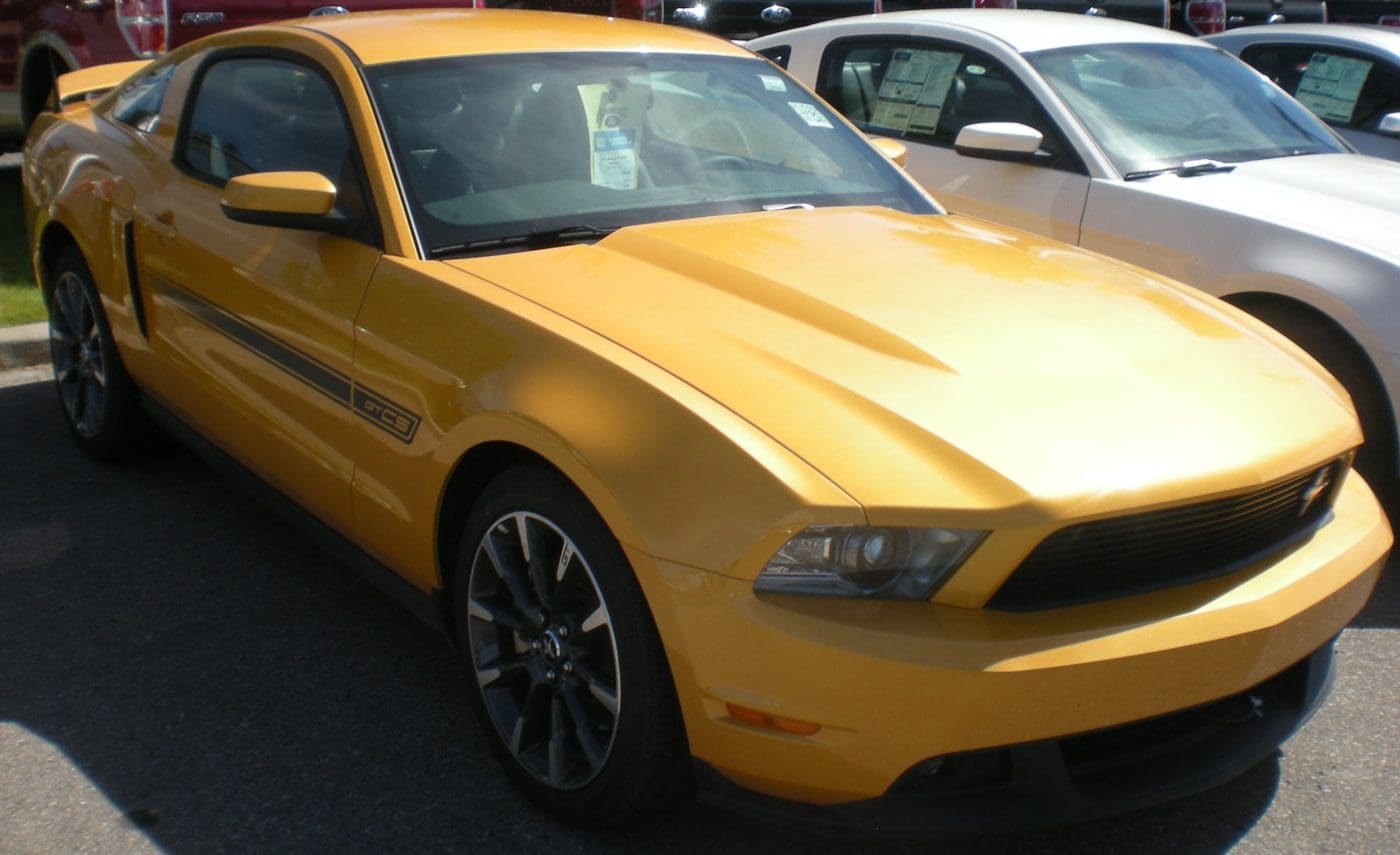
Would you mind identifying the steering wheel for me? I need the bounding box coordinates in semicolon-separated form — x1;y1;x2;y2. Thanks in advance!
695;153;753;173
1186;112;1228;135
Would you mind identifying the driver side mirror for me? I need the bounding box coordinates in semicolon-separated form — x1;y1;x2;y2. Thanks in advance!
220;171;355;235
953;122;1055;165
1378;112;1400;138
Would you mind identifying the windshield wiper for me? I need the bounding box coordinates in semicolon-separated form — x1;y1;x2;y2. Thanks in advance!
1123;159;1238;181
429;225;616;258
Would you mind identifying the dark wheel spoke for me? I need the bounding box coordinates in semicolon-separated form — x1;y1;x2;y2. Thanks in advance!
475;648;529;689
561;683;608;770
76;288;96;340
550;541;576;613
71;375;89;425
548;694;568;786
517;512;555;609
482;533;541;622
571;660;619;717
55;278;82;335
81;381;104;433
466;591;526;632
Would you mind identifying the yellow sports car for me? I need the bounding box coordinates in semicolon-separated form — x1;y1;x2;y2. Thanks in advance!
21;9;1392;834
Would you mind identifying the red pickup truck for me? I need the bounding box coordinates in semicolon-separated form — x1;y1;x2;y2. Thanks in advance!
0;0;500;150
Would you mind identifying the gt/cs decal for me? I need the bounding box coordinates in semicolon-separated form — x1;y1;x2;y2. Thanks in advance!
353;387;421;443
164;281;421;445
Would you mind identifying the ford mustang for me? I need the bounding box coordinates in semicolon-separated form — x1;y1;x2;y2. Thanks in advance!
22;9;1392;834
751;10;1400;500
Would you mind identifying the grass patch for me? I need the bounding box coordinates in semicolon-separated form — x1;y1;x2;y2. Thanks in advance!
1;163;45;327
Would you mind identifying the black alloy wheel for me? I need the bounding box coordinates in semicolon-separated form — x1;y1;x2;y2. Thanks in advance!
454;465;691;826
466;508;622;789
48;248;145;460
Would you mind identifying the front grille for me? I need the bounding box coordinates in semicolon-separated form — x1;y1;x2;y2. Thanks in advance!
987;458;1347;612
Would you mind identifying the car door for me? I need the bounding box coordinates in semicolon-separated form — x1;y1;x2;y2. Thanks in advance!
813;37;1091;244
1238;41;1400;161
134;50;383;535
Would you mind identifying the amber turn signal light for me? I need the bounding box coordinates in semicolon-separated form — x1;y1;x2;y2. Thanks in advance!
725;703;821;736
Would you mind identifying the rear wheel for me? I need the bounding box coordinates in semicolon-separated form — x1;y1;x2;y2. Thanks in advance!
48;248;145;460
453;465;691;827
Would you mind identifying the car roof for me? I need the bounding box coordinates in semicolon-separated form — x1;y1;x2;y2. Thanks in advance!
772;9;1204;54
1206;23;1400;55
278;9;754;67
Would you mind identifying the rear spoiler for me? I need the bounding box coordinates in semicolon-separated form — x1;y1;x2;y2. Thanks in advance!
55;60;152;108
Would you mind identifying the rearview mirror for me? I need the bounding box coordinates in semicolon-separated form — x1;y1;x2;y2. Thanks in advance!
869;136;908;168
1378;112;1400;137
953;122;1054;165
220;171;354;234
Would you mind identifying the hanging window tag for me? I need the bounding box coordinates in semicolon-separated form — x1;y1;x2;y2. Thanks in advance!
592;128;638;190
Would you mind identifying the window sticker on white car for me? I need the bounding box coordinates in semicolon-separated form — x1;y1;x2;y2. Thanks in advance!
789;101;834;128
869;48;961;135
1295;53;1373;123
760;74;788;92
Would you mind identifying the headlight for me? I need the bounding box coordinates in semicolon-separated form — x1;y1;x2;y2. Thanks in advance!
754;526;986;600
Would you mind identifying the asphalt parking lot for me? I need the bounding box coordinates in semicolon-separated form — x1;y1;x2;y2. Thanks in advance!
1;362;1396;854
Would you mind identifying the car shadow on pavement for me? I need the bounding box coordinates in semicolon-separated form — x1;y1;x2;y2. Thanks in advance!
0;377;1289;853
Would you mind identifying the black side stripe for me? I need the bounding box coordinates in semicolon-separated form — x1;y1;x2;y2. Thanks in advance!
163;282;421;444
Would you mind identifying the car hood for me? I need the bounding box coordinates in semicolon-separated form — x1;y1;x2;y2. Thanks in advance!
448;207;1359;522
1124;153;1400;263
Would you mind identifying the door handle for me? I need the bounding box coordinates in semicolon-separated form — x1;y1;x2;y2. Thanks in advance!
148;211;178;242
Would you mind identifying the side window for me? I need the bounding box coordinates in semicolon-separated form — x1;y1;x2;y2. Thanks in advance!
180;56;355;186
817;40;1079;172
1241;44;1399;130
111;64;175;133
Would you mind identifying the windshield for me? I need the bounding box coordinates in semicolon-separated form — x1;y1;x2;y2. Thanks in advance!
1025;43;1346;177
365;52;936;255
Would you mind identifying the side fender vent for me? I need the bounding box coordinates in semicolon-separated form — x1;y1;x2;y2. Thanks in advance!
123;221;148;339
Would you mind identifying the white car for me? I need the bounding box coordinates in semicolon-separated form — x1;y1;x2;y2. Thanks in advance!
749;10;1400;492
1207;24;1400;161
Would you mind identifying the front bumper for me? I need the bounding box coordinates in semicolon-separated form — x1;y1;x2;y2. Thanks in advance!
697;637;1335;835
628;471;1390;812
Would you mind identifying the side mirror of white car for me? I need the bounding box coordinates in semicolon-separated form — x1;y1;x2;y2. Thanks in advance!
953;122;1053;165
1377;112;1400;138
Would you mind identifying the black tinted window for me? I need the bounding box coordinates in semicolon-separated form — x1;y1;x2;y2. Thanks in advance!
181;57;354;184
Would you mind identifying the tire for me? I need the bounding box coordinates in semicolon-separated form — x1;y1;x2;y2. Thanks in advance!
1237;299;1398;502
452;465;692;827
48;247;146;460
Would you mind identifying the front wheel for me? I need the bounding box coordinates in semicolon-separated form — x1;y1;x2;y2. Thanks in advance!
453;465;691;827
1234;298;1398;502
